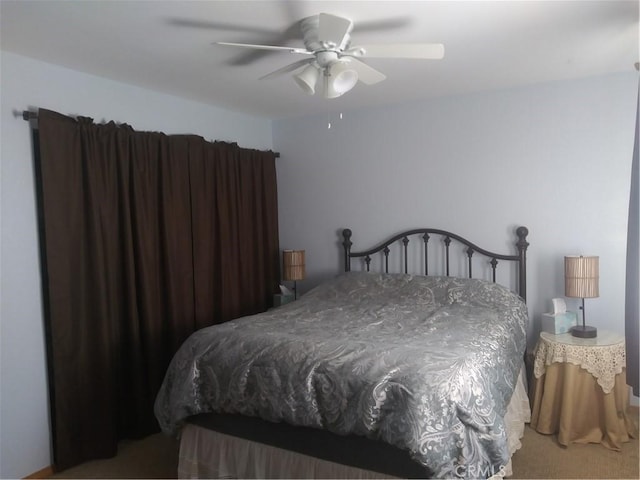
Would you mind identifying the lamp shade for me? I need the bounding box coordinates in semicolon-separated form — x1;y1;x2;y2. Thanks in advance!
293;65;320;95
325;61;358;99
283;250;305;281
565;255;599;298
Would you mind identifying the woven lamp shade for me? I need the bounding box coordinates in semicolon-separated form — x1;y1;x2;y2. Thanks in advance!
283;250;305;281
565;255;599;298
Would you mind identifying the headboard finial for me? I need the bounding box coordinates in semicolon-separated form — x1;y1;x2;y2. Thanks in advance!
516;226;529;246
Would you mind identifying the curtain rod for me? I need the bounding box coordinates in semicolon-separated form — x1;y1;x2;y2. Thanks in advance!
21;110;280;158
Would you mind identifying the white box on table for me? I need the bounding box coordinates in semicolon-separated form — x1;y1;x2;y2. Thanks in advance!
273;293;294;307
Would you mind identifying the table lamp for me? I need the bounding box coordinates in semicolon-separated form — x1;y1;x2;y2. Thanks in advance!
564;255;599;338
283;250;305;299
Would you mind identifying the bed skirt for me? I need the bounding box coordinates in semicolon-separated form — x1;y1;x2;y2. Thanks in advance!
178;366;531;479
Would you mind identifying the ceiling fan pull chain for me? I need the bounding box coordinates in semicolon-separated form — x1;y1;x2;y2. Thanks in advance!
326;112;345;129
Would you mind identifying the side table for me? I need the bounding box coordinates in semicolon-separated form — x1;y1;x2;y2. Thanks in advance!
529;330;637;450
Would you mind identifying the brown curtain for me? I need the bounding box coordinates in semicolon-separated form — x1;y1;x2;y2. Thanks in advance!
34;108;279;470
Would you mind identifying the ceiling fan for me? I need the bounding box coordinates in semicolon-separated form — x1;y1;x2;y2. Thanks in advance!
216;13;444;99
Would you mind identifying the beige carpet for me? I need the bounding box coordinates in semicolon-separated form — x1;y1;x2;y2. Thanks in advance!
50;434;179;479
511;421;639;479
52;414;639;479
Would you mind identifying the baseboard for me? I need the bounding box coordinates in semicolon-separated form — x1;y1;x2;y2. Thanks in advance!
23;465;54;479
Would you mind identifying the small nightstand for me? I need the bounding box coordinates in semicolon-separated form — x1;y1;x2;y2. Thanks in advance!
529;331;637;450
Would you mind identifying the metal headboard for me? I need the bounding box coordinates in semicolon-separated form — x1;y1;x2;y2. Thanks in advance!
342;226;529;302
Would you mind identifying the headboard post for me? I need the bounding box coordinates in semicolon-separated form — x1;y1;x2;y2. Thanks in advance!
515;226;529;302
342;229;353;272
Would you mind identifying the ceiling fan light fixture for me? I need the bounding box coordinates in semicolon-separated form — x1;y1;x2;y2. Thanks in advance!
293;64;320;95
216;12;444;100
324;61;359;99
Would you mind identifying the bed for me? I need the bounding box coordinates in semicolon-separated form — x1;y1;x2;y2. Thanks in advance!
155;226;531;479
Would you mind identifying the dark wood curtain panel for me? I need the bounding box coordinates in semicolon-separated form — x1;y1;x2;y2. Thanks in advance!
34;108;279;471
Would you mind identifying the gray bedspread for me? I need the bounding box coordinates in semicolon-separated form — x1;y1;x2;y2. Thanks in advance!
154;272;528;478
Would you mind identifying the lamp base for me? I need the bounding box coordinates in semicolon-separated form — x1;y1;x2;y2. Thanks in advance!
570;325;597;338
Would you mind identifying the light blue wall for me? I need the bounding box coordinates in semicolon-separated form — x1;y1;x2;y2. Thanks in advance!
2;48;637;478
0;51;273;479
273;72;638;347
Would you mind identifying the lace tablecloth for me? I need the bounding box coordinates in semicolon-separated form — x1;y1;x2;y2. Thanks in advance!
533;331;626;394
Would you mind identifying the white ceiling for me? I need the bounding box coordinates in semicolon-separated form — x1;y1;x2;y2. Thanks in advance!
1;1;638;119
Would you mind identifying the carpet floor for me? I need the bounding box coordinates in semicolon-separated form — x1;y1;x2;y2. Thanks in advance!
51;414;639;479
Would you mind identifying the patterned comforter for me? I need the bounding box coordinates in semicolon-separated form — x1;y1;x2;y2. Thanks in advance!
154;272;528;478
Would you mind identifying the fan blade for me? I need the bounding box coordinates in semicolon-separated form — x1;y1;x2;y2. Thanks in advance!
259;58;314;80
216;42;312;55
318;13;353;49
167;18;278;35
352;17;411;33
345;58;386;85
347;43;445;59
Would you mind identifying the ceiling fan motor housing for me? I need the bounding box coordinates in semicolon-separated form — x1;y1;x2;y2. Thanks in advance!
316;50;340;67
